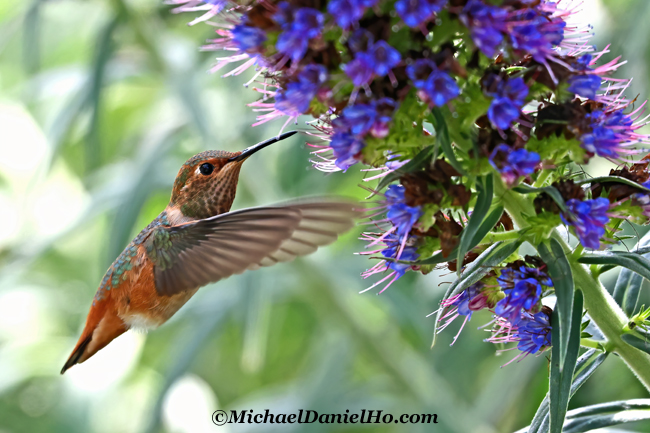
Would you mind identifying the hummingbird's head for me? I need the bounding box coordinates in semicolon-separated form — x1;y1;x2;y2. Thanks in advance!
169;131;297;219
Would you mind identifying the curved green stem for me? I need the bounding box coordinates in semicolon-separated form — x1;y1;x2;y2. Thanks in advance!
495;176;650;391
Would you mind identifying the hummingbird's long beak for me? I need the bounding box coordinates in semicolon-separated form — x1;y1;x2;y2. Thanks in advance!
229;131;298;162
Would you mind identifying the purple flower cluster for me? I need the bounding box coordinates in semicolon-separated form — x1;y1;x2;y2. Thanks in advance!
461;0;565;64
436;282;490;345
395;0;448;29
327;0;379;30
567;55;602;99
345;40;401;87
485;77;529;130
384;184;422;237
274;3;324;63
561;198;611;249
495;266;552;325
581;109;641;159
406;59;460;107
514;311;552;356
360;185;422;292
489;144;540;186
330;98;398;170
274;65;328;118
486;309;552;363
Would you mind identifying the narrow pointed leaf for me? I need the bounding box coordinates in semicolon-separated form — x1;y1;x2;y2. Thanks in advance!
430;108;466;176
549;289;583;433
456;174;494;272
539;238;575;367
523;349;608;433
574;175;650;193
563;399;650;433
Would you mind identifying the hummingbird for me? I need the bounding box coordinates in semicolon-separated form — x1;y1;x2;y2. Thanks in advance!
61;131;358;374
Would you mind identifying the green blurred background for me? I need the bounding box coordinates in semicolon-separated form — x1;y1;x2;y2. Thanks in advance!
0;0;649;432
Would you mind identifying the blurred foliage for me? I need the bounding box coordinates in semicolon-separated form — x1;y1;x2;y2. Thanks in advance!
0;0;649;432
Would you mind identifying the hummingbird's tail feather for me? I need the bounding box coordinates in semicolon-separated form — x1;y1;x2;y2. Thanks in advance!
61;301;128;374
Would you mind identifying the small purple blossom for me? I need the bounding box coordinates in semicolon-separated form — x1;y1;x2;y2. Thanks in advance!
231;25;267;53
490;144;540;186
330;133;365;171
561;198;611;249
509;9;566;63
461;0;508;57
274;65;328;117
407;59;460;107
275;6;324;62
366;41;401;76
580;109;643;159
486;77;529;130
395;0;448;29
436;283;490;345
385;184;422;236
494;266;552;324
327;0;378;29
344;54;374;87
515;310;552;355
568;75;602;99
360;232;419;293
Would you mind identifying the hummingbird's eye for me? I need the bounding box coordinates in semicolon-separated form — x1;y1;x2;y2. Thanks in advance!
199;163;214;175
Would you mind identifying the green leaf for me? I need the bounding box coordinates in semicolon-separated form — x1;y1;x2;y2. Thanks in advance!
621;333;650;355
431;239;521;346
513;183;567;212
375;145;434;193
579;252;650;312
549;289;583;433
415;204;503;266
86;14;123;172
611;231;650;315
429;108;466;176
563;399;650;433
456;174;494;272
539;238;575;368
525;349;608;433
575;175;650;193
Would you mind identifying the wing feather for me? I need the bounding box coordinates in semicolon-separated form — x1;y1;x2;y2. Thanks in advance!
146;199;359;296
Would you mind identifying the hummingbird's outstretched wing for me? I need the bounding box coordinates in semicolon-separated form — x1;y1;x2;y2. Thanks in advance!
145;199;358;296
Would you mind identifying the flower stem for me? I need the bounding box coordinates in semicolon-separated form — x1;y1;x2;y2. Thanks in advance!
479;229;522;245
494;176;650;391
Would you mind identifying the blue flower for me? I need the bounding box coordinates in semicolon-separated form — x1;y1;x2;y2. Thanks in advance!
490;144;540;185
330;132;365;171
231;25;267;52
275;7;324;62
274;65;328;117
327;0;366;29
495;265;552;324
461;0;508;57
395;0;448;28
407;59;460;107
561;198;611;249
580;109;637;159
385;185;422;236
383;244;419;275
333;98;398;138
486;77;529;129
568;75;602;99
344;54;374;87
366;41;401;76
515;310;552;355
509;10;566;63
